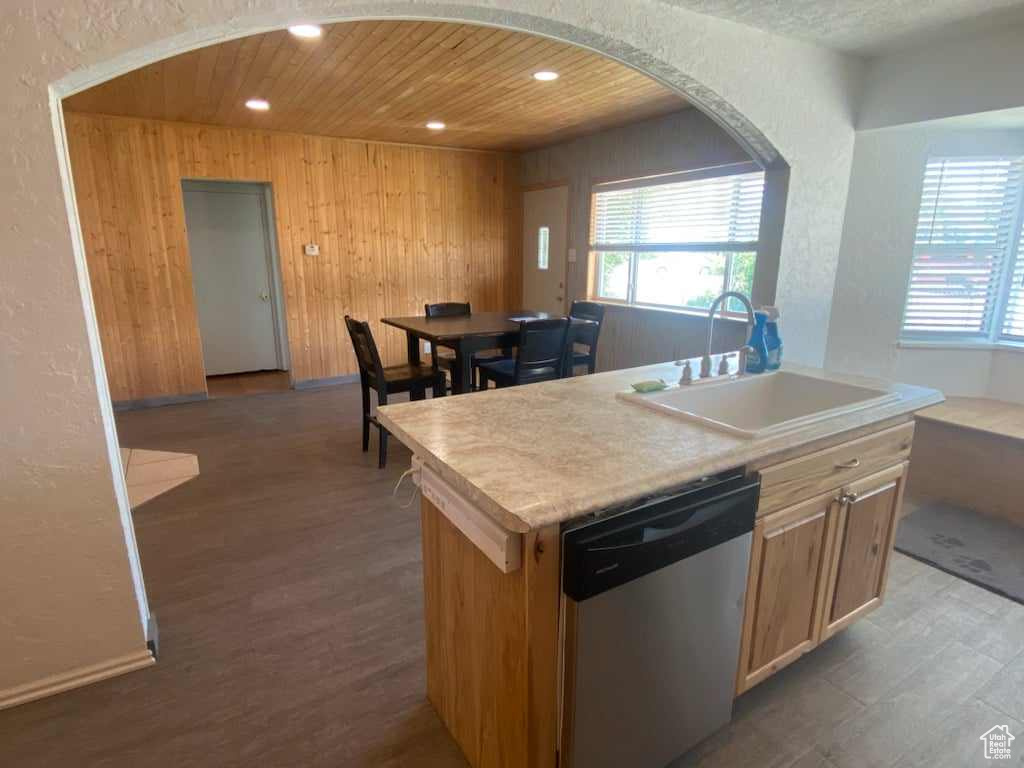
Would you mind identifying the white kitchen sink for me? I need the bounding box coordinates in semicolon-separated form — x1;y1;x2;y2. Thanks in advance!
618;370;900;439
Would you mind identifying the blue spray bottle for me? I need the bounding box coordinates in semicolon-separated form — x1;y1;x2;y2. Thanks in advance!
763;306;783;370
745;311;770;374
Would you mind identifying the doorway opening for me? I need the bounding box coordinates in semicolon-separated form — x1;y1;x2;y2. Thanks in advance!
181;180;291;398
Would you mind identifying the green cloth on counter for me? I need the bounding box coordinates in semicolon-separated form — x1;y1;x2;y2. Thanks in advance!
630;379;668;393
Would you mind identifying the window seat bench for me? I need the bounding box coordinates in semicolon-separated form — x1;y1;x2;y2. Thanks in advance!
906;397;1024;528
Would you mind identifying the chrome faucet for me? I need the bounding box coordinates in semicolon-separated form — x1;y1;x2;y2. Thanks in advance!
701;291;756;380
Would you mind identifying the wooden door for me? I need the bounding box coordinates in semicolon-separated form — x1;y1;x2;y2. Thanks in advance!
522;185;568;315
819;463;907;641
736;492;838;694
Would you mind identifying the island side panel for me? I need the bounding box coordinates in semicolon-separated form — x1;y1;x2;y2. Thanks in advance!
421;497;561;768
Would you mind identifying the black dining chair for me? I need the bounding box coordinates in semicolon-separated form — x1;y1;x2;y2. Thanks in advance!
568;300;606;375
424;302;469;387
344;315;445;468
424;302;471;318
476;318;570;389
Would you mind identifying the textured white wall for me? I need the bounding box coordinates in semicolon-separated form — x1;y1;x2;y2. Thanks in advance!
825;126;1024;401
2;0;862;702
859;20;1024;130
988;350;1024;404
824;129;928;380
653;0;1024;54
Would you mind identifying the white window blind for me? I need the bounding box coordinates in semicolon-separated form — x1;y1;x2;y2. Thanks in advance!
902;157;1024;337
592;168;765;251
589;165;765;312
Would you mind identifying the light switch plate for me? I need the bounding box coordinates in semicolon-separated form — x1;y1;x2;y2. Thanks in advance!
567;248;577;263
423;340;432;354
304;242;320;256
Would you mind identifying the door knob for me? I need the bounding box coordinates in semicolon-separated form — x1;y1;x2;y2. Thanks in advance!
259;291;270;302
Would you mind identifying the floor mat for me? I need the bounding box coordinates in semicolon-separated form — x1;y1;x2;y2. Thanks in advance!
895;502;1024;605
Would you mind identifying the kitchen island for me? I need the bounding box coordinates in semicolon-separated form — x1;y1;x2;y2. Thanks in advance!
378;360;942;768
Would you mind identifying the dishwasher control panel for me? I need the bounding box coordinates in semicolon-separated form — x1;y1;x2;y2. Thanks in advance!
562;471;759;601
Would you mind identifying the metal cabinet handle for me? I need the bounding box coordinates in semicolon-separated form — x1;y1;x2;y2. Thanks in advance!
835;458;861;469
840;491;860;505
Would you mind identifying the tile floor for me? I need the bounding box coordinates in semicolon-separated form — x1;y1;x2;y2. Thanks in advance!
684;552;1024;767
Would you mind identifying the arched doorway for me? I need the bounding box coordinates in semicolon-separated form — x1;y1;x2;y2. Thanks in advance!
9;0;875;726
47;6;793;652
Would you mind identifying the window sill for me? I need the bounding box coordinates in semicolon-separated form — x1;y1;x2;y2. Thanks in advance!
587;298;749;323
898;339;1024;354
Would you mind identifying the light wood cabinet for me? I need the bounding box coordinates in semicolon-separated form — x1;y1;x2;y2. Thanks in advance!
735;492;838;694
738;422;913;695
819;463;907;641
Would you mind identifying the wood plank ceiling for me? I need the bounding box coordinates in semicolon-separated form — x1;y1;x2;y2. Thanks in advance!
63;20;687;151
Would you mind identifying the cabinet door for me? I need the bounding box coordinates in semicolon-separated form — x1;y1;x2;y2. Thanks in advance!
820;462;907;641
736;492;838;694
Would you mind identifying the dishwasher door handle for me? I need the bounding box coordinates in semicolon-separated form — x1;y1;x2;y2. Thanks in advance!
588;521;694;553
585;482;757;553
587;520;694;553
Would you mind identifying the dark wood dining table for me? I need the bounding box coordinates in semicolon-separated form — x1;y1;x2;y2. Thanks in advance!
382;310;595;395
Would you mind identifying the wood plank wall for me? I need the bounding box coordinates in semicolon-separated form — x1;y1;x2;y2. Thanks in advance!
66;112;521;401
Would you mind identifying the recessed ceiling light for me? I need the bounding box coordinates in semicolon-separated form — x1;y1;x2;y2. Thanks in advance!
288;24;323;38
425;121;446;131
245;98;270;111
533;71;559;81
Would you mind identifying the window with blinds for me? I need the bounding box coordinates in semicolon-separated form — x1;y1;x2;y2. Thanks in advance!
590;164;765;312
902;157;1024;340
1004;228;1024;340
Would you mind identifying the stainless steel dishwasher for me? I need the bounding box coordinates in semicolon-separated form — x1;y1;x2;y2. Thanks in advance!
561;470;759;768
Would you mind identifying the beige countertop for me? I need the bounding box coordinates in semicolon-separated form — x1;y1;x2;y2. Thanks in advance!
378;360;943;534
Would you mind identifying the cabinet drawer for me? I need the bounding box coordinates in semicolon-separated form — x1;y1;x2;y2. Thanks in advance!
757;423;914;515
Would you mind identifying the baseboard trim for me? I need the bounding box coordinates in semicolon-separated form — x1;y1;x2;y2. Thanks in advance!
293;374;360;390
113;392;207;411
146;613;160;659
0;649;155;711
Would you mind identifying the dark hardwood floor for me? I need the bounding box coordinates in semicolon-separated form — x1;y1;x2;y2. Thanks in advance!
4;383;1022;767
0;384;466;768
